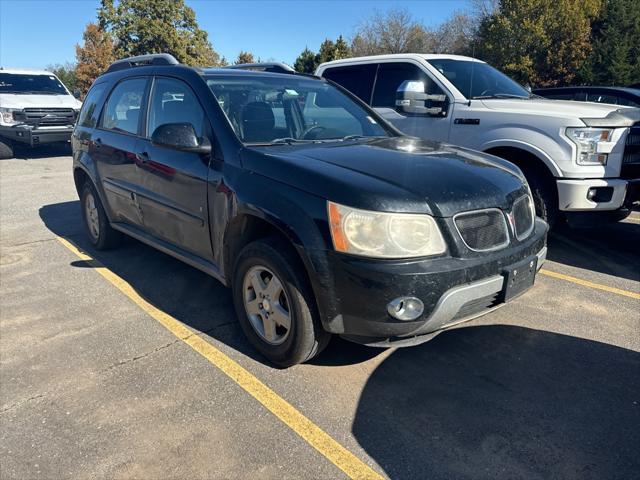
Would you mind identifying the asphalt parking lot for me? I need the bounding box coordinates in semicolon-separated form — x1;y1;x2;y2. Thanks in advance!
1;147;639;480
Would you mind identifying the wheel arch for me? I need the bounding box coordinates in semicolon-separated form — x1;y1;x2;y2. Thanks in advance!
482;140;562;178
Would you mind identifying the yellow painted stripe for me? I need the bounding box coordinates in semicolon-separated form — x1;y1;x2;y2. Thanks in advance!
539;268;640;300
56;236;383;480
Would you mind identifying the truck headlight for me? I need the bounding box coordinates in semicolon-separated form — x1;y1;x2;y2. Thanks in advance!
327;201;446;258
0;107;20;126
565;127;613;165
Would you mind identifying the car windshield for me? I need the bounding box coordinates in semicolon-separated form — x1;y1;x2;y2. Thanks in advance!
0;73;68;95
206;74;391;144
427;59;530;100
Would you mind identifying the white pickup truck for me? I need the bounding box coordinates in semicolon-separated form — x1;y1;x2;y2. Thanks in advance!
316;54;640;226
0;68;82;159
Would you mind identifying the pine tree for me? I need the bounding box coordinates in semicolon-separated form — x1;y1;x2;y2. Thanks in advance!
294;47;318;73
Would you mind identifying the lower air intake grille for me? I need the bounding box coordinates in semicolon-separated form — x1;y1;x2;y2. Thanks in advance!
454;208;509;252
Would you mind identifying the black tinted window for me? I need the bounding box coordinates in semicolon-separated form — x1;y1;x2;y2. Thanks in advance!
0;72;67;94
78;83;107;128
372;62;444;107
322;64;376;103
100;78;146;135
587;92;619;105
147;77;205;138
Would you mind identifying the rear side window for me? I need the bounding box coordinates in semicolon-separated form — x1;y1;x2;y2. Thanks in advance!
543;92;576;101
100;78;147;135
322;64;377;104
147;77;205;138
587;92;619;105
78;83;107;128
372;62;444;108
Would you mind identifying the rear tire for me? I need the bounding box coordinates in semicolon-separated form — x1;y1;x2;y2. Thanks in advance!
0;138;14;159
232;237;330;367
80;181;121;250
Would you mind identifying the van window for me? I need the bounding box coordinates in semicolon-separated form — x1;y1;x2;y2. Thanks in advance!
78;83;107;128
372;62;444;108
100;78;147;135
147;78;205;138
322;64;377;103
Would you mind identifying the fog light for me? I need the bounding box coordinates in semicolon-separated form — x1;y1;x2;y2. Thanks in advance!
387;296;424;321
587;187;614;203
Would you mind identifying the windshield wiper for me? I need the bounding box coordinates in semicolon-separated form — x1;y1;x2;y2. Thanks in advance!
269;137;313;145
472;93;530;100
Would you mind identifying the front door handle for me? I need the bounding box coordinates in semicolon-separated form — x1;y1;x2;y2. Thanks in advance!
136;151;149;165
93;138;102;148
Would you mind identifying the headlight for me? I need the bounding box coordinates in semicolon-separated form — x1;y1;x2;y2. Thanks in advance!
327;201;446;258
565;127;613;165
0;107;20;126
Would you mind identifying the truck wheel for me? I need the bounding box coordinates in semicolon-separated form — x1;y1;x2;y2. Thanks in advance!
232;237;330;367
523;167;559;228
80;181;121;250
0;138;14;159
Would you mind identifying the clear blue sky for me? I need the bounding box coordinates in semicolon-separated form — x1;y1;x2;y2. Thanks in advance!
0;0;469;69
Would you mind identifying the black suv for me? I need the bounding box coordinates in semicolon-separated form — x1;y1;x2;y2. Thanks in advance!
72;54;548;367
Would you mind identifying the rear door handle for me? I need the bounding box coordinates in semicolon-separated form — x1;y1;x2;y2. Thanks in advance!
136;151;149;166
94;138;102;148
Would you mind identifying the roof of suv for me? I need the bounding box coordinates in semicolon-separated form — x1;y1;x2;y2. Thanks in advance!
318;53;484;69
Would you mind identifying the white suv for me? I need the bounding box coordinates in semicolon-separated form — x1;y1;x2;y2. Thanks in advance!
316;54;640;226
0;68;82;158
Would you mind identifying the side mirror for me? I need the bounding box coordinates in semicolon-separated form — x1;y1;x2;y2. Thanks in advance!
73;89;81;99
395;80;448;116
151;123;211;154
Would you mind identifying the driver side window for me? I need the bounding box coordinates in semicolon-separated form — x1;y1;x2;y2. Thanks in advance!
372;62;444;108
147;77;205;139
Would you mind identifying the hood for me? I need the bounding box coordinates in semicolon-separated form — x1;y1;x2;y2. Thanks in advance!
480;97;628;121
242;137;527;217
0;93;81;110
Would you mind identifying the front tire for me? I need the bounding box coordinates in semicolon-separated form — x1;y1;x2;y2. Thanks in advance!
80;181;121;250
522;166;559;228
0;138;14;159
232;237;330;367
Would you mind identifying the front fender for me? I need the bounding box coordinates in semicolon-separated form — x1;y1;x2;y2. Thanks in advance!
480;134;564;178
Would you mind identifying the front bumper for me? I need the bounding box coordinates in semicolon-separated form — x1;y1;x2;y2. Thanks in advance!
0;124;74;146
556;178;629;211
319;218;548;346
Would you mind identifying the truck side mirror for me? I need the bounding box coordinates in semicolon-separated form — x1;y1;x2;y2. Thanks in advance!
73;89;82;99
395;80;448;117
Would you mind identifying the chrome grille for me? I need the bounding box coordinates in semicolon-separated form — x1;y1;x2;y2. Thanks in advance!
454;208;509;252
622;124;640;179
512;195;535;240
16;108;76;127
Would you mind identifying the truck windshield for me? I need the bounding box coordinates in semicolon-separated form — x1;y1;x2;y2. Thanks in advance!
0;73;68;95
206;75;391;145
427;59;530;100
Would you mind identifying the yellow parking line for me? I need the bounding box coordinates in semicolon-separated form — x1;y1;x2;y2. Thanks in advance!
56;236;383;480
539;268;640;300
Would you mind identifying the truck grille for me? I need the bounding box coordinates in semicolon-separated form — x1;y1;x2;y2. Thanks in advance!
511;195;535;240
621;123;640;179
454;208;509;252
15;108;76;127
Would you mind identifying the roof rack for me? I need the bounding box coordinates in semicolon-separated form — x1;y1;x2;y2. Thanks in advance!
106;54;179;73
225;62;295;74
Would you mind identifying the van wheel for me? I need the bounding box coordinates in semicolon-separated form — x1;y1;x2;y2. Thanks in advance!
232;237;330;367
0;138;14;159
523;167;559;228
80;181;121;250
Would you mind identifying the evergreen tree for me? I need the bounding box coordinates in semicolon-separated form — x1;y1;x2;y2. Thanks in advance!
98;0;221;66
294;47;318;73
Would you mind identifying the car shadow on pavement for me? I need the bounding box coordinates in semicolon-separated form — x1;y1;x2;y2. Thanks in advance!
39;200;379;368
352;325;640;480
7;143;72;160
547;221;640;282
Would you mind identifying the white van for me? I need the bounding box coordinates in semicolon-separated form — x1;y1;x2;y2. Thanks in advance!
316;55;640;226
0;68;82;158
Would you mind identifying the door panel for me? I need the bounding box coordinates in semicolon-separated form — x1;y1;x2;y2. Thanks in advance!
137;77;212;260
94;77;148;227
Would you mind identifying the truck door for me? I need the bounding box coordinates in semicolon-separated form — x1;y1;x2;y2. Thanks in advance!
370;62;452;142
